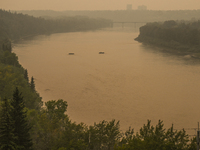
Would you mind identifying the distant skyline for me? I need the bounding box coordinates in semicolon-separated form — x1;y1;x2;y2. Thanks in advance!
1;0;200;11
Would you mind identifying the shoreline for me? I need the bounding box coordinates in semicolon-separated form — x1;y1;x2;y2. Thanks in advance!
135;35;200;60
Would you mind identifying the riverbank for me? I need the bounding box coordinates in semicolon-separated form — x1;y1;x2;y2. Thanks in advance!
135;20;200;59
135;35;200;59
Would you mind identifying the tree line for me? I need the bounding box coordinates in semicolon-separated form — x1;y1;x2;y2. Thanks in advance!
0;92;197;150
0;38;42;110
135;20;200;55
0;88;32;150
0;9;112;41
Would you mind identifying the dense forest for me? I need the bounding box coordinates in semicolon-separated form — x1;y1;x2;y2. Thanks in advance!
0;9;198;149
135;20;200;57
0;9;112;41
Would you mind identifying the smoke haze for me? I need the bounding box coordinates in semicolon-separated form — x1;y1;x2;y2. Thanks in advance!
1;0;200;11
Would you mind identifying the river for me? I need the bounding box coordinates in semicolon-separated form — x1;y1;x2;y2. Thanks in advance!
13;27;200;134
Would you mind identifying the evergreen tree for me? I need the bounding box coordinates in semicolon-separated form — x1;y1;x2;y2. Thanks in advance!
30;76;35;91
10;87;33;150
24;69;29;82
0;98;16;150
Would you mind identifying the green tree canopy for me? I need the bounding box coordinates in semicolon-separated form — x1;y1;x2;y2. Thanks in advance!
10;87;33;150
0;98;16;150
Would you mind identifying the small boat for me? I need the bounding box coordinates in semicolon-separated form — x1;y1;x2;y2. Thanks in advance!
99;52;105;54
68;53;74;55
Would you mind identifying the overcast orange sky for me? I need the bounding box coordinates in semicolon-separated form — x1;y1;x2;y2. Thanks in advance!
0;0;200;11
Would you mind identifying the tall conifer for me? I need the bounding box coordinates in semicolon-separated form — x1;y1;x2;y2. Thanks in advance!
30;76;35;91
0;98;16;150
24;69;29;82
11;87;33;150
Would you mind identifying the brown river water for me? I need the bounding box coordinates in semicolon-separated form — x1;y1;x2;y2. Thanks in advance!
13;28;200;135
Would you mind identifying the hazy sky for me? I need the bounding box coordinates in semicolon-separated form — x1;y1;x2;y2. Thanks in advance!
1;0;200;11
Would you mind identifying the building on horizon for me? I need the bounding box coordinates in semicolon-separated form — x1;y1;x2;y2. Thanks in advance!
126;4;132;10
137;5;147;10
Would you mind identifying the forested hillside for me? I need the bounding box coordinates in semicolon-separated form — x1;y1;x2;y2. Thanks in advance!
0;9;198;150
0;9;112;40
135;20;200;57
0;38;42;110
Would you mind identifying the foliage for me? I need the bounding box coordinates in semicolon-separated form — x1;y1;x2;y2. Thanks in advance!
0;45;21;67
0;98;16;150
1;38;12;52
10;87;33;150
28;99;123;150
28;99;69;150
0;89;34;150
30;76;35;91
115;120;193;150
0;38;43;110
45;99;68;121
24;69;29;82
135;20;200;54
0;97;197;150
0;9;112;41
0;63;42;110
55;119;88;150
88;119;122;150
